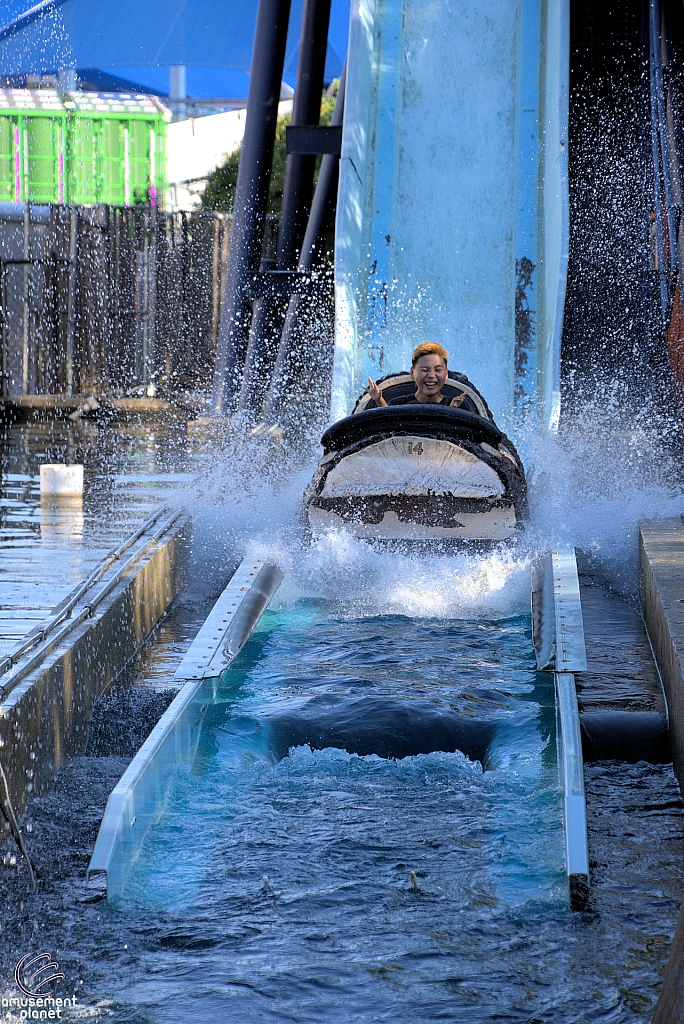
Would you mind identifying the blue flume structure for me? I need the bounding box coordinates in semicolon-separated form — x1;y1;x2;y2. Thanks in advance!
331;0;569;431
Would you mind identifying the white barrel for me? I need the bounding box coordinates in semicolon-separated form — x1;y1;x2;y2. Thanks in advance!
39;464;84;496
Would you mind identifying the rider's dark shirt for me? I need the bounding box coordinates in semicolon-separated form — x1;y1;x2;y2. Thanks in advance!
387;394;452;406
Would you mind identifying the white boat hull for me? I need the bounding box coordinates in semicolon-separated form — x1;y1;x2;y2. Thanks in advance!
307;503;518;541
306;436;522;542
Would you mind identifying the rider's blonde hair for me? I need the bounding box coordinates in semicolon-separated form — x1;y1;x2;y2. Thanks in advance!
411;342;448;366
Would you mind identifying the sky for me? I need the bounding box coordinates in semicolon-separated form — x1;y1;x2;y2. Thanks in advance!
0;0;351;99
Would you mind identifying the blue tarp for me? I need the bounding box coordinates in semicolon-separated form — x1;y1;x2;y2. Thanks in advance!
0;0;349;95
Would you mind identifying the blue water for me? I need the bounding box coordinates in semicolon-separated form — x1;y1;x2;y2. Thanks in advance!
3;416;684;1021
108;604;569;1022
0;420;196;658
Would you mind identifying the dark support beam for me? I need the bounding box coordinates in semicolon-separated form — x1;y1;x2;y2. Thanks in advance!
277;0;334;271
0;0;70;44
263;66;346;426
297;66;346;274
234;289;286;419
285;125;343;156
210;0;292;416
247;270;313;298
234;0;333;420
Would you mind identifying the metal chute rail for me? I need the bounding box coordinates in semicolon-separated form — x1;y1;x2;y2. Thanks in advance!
533;547;589;910
86;558;284;900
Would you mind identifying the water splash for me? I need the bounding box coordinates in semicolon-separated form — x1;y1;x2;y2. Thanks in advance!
0;2;73;77
272;531;530;620
521;403;684;590
177;400;684;611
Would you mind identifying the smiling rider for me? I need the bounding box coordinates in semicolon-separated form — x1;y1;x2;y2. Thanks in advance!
364;342;467;408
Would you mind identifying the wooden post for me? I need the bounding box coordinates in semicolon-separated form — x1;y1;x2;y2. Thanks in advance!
652;901;684;1023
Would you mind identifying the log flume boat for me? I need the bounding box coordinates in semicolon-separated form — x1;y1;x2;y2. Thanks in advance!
303;371;528;543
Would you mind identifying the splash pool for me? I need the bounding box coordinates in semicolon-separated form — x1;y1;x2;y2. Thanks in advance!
1;417;684;1021
3;588;674;1024
113;602;566;1021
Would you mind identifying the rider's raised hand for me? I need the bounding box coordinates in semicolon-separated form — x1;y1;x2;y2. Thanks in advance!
363;377;383;404
450;391;466;408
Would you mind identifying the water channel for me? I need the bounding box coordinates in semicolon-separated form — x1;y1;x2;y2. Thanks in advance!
2;415;684;1022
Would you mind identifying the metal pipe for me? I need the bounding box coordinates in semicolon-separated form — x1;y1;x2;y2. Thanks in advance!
65;205;79;395
232;0;333;420
235;259;283;418
297;65;346;274
650;0;679;284
648;2;669;320
277;0;333;272
210;213;221;358
142;208;150;382
637;3;656;378
0;0;69;44
1;265;6;398
263;68;345;425
210;0;293;416
148;206;157;383
21;204;29;395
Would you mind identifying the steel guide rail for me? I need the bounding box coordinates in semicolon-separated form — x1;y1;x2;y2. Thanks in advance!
87;557;284;899
0;506;184;702
532;547;589;910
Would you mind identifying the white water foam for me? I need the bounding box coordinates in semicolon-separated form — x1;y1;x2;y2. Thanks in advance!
520;406;684;591
174;405;684;615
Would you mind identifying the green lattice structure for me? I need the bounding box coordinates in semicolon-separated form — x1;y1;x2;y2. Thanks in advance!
0;89;168;207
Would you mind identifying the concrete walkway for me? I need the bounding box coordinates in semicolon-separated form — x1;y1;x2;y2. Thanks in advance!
640;518;684;1024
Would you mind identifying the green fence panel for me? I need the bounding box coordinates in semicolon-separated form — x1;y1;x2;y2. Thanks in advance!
0;93;167;207
26;116;62;203
0;117;15;202
70;117;101;204
129;119;151;205
152;119;166;206
102;119;125;206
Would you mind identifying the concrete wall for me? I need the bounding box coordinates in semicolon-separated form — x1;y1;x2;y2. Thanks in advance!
639;520;684;1023
0;519;189;825
640;520;684;788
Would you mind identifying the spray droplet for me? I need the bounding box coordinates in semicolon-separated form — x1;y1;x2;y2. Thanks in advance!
409;871;418;889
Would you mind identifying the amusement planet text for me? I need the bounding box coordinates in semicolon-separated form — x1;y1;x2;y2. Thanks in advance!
2;995;78;1020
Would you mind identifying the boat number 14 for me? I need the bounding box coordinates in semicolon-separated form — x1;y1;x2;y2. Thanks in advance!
407;442;423;455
